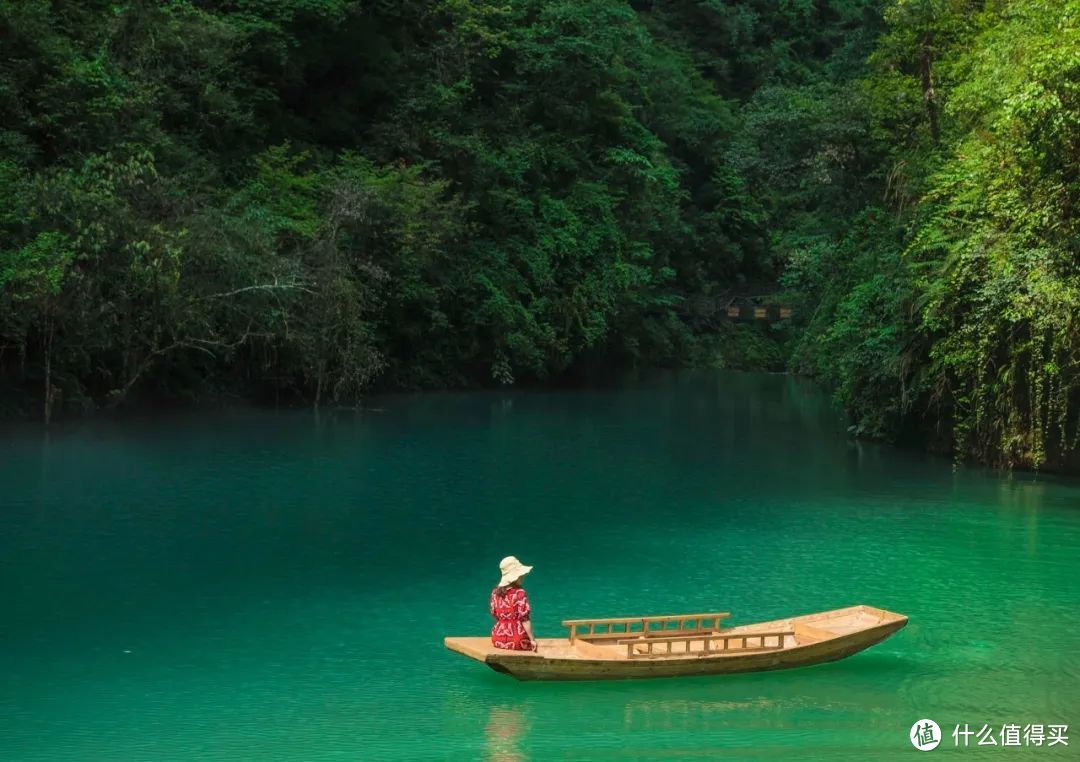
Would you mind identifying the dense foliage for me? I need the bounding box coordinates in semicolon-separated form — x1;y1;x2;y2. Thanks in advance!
2;1;1077;470
785;0;1080;469
0;0;788;418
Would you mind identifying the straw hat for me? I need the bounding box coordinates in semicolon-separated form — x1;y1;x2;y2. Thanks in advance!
498;555;533;587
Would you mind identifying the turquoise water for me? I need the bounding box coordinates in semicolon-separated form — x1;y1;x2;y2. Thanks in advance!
2;371;1078;760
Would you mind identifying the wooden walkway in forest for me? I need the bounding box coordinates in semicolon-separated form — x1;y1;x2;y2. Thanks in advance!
672;294;794;322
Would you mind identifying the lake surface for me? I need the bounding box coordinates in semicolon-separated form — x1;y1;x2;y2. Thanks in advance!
2;371;1078;760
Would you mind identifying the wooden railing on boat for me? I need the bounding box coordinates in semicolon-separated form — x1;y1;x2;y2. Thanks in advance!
618;630;794;659
562;612;731;643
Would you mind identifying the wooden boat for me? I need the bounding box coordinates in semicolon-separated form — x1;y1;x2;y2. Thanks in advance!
445;604;907;681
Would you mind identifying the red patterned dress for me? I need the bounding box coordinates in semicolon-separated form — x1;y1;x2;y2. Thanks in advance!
490;586;533;650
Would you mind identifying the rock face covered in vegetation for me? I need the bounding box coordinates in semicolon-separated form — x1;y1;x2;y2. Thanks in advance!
782;0;1080;471
1;1;1077;470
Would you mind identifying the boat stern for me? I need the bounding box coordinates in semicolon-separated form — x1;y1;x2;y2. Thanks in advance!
858;605;909;634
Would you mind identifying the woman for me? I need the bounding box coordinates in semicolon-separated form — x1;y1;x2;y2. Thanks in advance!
490;555;538;652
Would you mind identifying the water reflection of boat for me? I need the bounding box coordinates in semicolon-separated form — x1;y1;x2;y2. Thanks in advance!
484;706;525;762
446;605;907;681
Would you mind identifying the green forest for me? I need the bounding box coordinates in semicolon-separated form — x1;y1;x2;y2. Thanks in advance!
1;0;1077;470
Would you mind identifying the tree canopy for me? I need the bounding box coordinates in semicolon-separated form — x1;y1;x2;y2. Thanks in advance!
2;0;1077;470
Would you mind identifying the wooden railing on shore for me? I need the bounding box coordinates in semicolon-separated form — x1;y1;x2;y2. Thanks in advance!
619;630;793;660
562;612;731;643
670;294;794;322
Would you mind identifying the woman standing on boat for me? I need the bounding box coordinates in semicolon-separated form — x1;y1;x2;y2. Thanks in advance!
491;556;537;652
